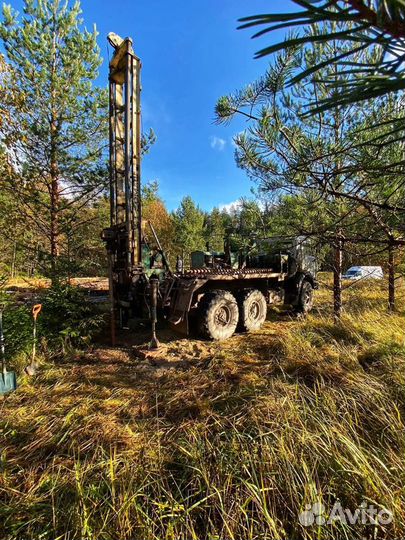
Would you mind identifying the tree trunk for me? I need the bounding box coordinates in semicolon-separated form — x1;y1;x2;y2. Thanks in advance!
388;242;395;312
49;27;59;284
49;175;59;281
10;240;17;278
67;234;71;285
32;242;39;276
333;232;343;322
49;100;60;282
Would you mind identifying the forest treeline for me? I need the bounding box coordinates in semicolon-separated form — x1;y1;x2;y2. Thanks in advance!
0;0;404;317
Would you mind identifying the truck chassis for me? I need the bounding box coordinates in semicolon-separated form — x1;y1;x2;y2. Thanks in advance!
102;34;317;343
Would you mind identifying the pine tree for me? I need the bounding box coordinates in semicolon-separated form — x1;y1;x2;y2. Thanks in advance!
172;196;205;261
0;0;107;280
205;207;225;252
239;1;405;110
216;26;404;318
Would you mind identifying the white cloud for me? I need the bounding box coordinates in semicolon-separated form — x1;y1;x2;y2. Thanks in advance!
210;136;226;151
218;199;242;213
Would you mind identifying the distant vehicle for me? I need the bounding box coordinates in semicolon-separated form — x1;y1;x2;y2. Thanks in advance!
342;266;384;280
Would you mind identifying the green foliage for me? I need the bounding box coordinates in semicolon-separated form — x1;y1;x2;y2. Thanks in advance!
222;199;270;251
1;283;104;369
172;196;206;258
141;180;160;206
0;277;32;364
238;0;405;112
0;0;107;174
0;0;108;280
216;32;405;258
62;197;110;277
141;128;157;156
40;283;105;349
204;207;225;251
1;304;33;364
170;196;275;259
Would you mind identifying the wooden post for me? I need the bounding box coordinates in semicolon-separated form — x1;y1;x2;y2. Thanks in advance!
388;241;395;312
333;231;343;322
67;233;71;285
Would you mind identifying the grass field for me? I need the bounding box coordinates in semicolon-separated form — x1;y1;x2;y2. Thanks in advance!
5;276;108;292
1;275;404;540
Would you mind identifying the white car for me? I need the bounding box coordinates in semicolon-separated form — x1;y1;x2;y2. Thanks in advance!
342;266;384;280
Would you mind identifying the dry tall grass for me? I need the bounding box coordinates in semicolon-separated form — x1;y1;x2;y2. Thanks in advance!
1;275;404;539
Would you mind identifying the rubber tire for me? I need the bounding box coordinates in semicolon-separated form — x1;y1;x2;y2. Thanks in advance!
237;289;267;332
198;290;239;340
295;280;314;313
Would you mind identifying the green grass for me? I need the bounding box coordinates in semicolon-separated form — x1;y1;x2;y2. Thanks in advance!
0;276;404;539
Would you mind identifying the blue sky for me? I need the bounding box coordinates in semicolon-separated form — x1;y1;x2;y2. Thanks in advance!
5;0;290;211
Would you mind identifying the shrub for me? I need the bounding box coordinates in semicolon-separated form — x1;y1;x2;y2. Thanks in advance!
0;282;105;369
1;304;33;364
39;283;105;353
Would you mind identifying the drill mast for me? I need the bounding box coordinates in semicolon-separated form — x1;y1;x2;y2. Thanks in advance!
108;37;142;267
102;36;145;342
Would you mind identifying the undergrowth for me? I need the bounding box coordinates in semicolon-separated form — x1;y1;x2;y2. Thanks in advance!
0;282;105;371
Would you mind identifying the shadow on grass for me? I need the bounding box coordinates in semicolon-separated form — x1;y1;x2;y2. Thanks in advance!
302;319;375;346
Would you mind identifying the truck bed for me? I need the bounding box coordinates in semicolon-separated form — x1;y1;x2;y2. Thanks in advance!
178;268;287;281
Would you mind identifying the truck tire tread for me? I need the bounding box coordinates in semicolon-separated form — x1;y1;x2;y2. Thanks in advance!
237;289;267;332
198;290;239;341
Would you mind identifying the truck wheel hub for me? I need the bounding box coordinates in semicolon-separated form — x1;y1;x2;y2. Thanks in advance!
249;301;261;320
215;305;231;326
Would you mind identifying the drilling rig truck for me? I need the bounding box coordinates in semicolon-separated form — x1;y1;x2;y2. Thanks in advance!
102;35;318;343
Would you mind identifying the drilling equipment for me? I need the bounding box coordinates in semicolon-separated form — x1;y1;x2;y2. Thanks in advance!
102;34;318;343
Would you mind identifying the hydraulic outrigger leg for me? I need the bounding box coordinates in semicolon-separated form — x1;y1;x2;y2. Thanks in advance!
148;276;160;350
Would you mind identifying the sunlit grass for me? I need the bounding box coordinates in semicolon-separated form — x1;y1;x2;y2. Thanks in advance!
0;275;404;539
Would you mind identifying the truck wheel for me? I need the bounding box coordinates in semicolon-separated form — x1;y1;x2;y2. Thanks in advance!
198;290;239;340
295;280;314;313
238;289;267;332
